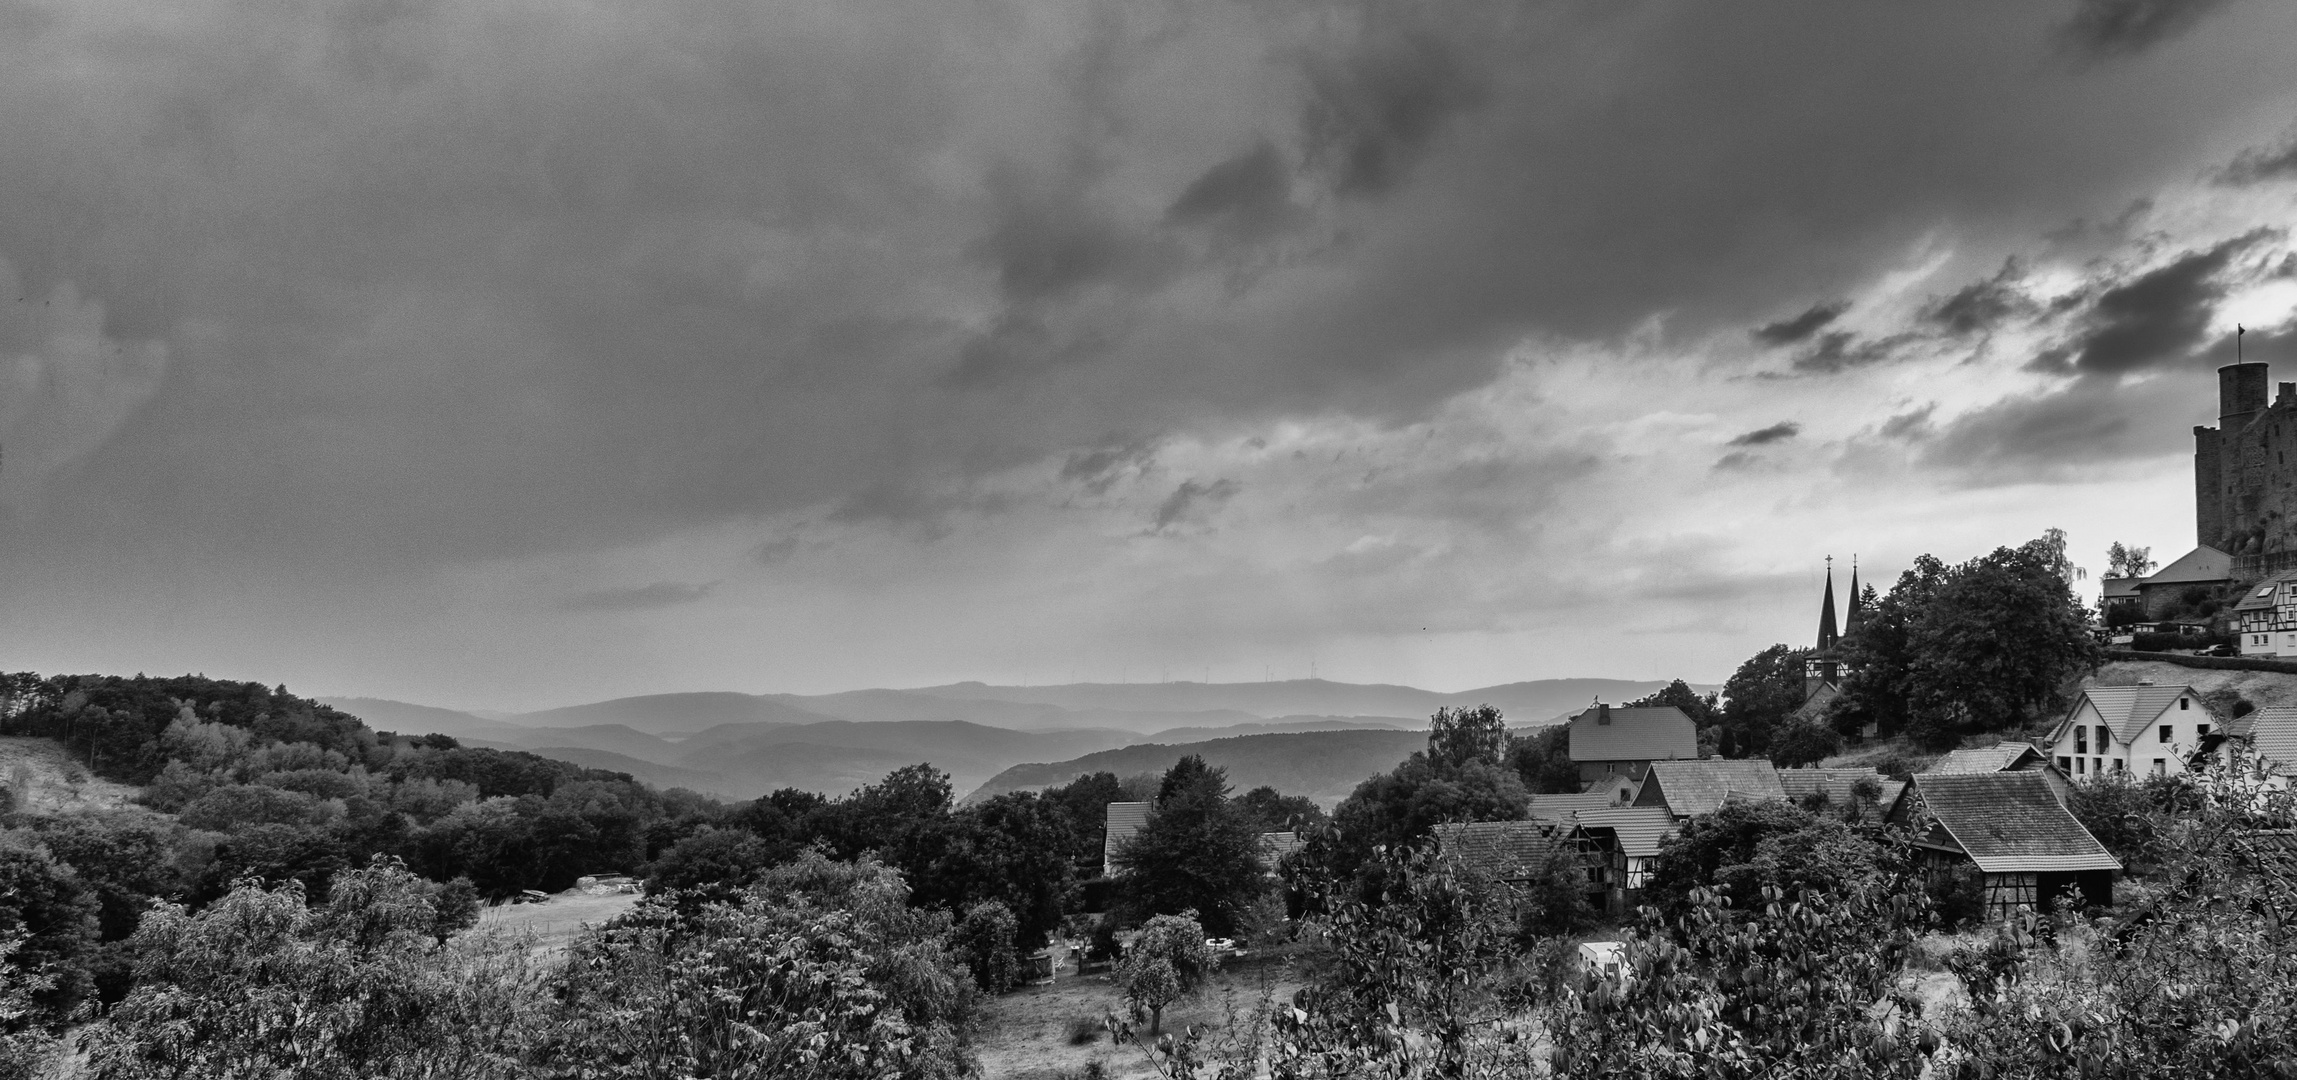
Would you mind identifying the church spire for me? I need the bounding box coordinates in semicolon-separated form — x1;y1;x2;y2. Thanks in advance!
1816;556;1839;651
1843;554;1865;638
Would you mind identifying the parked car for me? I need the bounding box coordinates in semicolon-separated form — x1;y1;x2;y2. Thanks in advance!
2202;643;2238;657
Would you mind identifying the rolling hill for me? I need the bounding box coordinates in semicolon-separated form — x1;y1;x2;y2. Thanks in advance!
963;729;1436;807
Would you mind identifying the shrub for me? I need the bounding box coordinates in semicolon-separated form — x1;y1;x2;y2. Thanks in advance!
1113;912;1217;1035
952;900;1022;993
1065;1015;1102;1045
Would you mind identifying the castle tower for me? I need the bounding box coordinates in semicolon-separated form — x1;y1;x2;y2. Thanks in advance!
2200;360;2272;551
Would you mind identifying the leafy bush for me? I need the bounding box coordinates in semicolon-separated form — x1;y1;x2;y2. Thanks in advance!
952;900;1022;993
1641;800;1901;922
1113;912;1217;1035
539;852;974;1080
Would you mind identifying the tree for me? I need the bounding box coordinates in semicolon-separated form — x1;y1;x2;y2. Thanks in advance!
925;791;1078;951
1720;645;1805;756
1640;800;1901;924
1900;537;2103;747
1234;785;1326;832
81;859;541;1080
1627;679;1721;727
1329;757;1529;882
1427;705;1510;772
951;900;1022;994
1505;724;1581;794
0;837;99;1020
1769;715;1845;768
2105;541;2156;579
644;827;774;899
540;852;975;1080
1113;757;1266;937
1113;912;1218;1035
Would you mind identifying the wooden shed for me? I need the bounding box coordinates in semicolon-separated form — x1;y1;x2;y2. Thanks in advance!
1888;772;2121;917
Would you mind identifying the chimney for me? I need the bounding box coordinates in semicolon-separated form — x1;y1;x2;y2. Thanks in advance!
2279;382;2294;408
1597;702;1612;725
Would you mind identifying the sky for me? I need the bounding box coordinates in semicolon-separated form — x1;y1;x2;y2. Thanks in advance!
4;0;2297;711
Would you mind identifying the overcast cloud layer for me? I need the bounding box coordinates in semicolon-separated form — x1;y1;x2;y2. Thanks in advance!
4;0;2296;709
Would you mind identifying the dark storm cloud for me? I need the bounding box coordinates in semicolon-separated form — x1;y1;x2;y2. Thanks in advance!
1300;29;1489;198
1791;332;1914;375
1;0;2292;600
1752;302;1849;346
1923;262;2039;336
1151;478;1240;531
1903;372;2210;480
1727;422;1801;447
2219;131;2297;186
2061;232;2269;375
2056;0;2238;61
562;581;715;613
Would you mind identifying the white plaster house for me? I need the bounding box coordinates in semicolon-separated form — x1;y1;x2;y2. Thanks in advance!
2045;684;2224;780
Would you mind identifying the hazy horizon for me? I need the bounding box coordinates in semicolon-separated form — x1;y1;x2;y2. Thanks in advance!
4;1;2295;710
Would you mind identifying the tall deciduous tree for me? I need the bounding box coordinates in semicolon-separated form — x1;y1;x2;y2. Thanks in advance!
1628;679;1721;727
1426;705;1510;772
1113;756;1267;937
2105;541;2156;579
1720;645;1805;757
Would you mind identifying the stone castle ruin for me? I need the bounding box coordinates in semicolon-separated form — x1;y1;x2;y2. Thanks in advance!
2194;360;2297;577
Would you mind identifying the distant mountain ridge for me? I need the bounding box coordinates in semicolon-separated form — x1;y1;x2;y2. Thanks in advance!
964;729;1436;807
321;676;1704;800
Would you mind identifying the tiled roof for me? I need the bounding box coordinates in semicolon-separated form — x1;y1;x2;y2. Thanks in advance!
1527;792;1621;821
2247;707;2297;775
2233;573;2297;613
1777;767;1886;803
1568;705;1698;764
1906;772;2120;874
1571;805;1678;859
2100;577;2141;601
2065;685;2200;745
1639;760;1788;818
1432;820;1574;882
1927;743;2045;775
2144;545;2232;585
1103;801;1151;869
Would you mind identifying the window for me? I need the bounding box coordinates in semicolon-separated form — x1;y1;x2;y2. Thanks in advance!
2198;724;2211;739
2181;698;2191;710
2075;728;2088;754
2059;756;2073;772
2097;725;2111;749
2076;757;2086;774
2114;758;2126;772
2153;758;2166;775
2161;724;2173;743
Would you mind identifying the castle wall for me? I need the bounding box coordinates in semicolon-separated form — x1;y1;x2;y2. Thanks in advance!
2204;367;2297;558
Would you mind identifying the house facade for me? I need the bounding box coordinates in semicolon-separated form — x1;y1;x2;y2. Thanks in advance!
1567;703;1697;783
2234;571;2297;656
1571;805;1677;913
2045;684;2225;780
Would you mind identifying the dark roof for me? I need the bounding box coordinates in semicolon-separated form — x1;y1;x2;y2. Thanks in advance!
1527;792;1620;821
1816;565;1839;651
1904;773;2120;874
1927;743;2047;775
2142;545;2232;586
1777;767;1885;803
2246;707;2297;776
2101;576;2141;601
1568;705;1697;764
1432;820;1575;882
1103;801;1151;868
1638;760;1788;818
1571;805;1678;858
2233;572;2297;613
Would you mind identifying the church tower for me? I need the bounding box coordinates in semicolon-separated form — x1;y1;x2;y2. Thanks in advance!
1843;557;1866;639
1805;557;1842;697
1814;558;1839;652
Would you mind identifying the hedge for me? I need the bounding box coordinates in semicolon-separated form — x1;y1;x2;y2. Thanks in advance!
2104;649;2297;675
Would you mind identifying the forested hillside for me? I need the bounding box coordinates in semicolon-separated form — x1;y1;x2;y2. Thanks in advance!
965;728;1435;805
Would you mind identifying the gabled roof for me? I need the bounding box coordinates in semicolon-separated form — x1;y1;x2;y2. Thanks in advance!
1527;792;1620;821
1927;743;2049;775
1103;801;1151;869
2142;545;2232;586
1568;705;1698;764
1777;767;1886;803
1637;759;1788;818
2234;573;2297;613
2246;707;2297;775
2064;684;2202;745
1431;820;1575;882
2100;576;2141;601
1904;773;2120;874
1571;805;1678;859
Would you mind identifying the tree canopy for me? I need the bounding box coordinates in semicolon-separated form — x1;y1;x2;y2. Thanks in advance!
1112;756;1268;937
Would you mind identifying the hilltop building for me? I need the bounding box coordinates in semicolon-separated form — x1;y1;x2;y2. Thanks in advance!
1566;702;1697;784
1796;558;1864;725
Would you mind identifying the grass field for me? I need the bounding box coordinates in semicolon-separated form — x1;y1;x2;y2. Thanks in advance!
475;890;644;954
972;959;1302;1080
